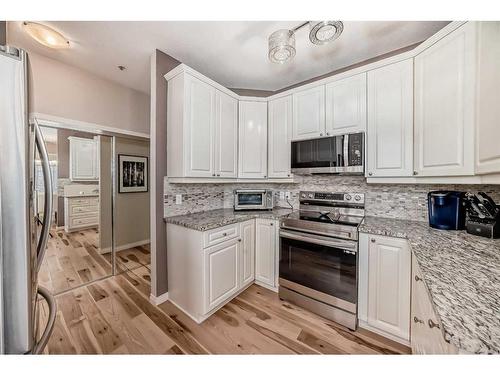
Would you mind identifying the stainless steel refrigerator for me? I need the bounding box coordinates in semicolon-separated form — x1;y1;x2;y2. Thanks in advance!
0;45;56;354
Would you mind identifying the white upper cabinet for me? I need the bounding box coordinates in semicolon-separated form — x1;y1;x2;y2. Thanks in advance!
292;86;325;140
475;22;500;175
414;22;476;177
238;101;268;179
184;74;216;177
268;95;292;178
367;60;414;177
214;91;238;178
325;73;367;136
69;136;99;181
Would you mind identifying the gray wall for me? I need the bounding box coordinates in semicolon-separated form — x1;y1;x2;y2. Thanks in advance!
115;137;150;249
150;49;180;297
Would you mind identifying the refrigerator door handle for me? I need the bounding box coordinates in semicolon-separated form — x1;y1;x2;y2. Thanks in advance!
31;286;56;354
34;121;53;272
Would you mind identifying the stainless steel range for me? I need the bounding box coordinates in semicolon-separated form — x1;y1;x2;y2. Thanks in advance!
279;191;365;330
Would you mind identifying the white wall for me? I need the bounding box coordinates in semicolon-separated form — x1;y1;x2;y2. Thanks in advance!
27;51;150;135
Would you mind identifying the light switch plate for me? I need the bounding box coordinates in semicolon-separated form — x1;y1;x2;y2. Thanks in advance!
175;194;182;205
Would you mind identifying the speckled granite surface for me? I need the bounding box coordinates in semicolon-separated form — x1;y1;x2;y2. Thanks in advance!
359;216;500;354
164;208;294;231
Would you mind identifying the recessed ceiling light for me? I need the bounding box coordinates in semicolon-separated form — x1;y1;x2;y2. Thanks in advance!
22;22;70;49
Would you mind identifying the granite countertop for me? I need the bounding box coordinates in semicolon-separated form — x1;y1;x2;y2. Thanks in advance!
359;216;500;354
164;207;294;231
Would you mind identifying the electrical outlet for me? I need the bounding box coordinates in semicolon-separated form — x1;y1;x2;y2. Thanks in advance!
285;192;291;199
279;191;285;200
175;194;182;205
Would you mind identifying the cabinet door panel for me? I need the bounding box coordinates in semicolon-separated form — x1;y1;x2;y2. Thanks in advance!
204;240;239;313
215;91;238;177
255;219;277;287
240;220;255;288
292;86;325;140
70;137;98;181
238;101;268;178
367;235;411;341
326;73;367;136
185;74;215;177
414;22;476;176
268;95;292;178
367;60;413;177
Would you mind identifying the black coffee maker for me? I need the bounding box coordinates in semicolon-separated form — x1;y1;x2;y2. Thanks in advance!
464;192;500;239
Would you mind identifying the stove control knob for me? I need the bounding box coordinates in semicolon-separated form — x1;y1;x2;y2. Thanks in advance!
354;195;361;201
301;193;306;198
308;193;314;199
345;194;352;201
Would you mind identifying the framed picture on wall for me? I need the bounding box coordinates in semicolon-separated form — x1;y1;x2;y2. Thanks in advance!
118;154;148;193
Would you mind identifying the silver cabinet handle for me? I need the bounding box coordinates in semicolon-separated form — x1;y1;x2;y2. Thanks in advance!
415;275;423;282
371;238;376;243
222;232;227;236
270;223;274;226
326;132;330;136
320;133;323;136
264;175;267;178
368;172;373;176
413;171;418;176
414;316;424;324
428;319;440;329
217;174;220;177
34;121;53;272
212;173;216;176
238;238;242;242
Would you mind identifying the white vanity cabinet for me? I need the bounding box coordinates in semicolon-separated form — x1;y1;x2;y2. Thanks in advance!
325;73;367;136
414;22;476;177
64;196;99;233
358;233;411;344
238;101;268;179
292;86;325;140
366;59;414;177
255;218;279;290
268;95;292;178
69;136;99;181
166;70;238;179
167;220;257;323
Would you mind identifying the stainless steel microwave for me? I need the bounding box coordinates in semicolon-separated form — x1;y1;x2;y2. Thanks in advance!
234;189;273;211
291;132;364;175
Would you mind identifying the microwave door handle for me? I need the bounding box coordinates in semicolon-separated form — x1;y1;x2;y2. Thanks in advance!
34;121;53;272
343;134;349;167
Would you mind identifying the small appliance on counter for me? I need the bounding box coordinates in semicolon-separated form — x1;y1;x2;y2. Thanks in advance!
465;192;500;239
234;189;273;211
428;191;466;230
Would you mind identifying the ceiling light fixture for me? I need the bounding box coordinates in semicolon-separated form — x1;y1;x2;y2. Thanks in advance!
22;22;70;49
268;21;343;64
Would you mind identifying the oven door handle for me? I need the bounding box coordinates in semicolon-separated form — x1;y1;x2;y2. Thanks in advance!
280;230;357;252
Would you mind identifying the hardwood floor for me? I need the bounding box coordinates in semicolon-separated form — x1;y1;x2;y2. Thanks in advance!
38;265;410;355
39;227;151;295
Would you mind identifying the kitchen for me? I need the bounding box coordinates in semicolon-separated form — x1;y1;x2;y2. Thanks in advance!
1;2;500;372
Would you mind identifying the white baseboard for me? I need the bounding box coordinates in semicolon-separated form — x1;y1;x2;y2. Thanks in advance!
100;239;150;254
149;292;169;306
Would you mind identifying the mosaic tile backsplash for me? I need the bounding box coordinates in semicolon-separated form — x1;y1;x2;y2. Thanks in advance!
163;175;500;222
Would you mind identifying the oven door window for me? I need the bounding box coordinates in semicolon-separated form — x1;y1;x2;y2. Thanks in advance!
237;193;263;206
279;236;357;304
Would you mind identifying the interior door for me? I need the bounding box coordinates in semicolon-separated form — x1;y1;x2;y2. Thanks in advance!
215;91;238;178
325;73;367;136
185;74;215;177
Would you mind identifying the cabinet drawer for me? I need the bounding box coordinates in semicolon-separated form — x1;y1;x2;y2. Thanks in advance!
68;197;99;207
70;215;98;228
70;205;99;215
203;223;240;248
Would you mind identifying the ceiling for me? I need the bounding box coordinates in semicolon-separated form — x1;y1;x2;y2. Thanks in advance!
7;21;449;94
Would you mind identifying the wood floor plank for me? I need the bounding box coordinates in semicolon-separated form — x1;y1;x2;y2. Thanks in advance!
114;275;209;354
46;311;78;354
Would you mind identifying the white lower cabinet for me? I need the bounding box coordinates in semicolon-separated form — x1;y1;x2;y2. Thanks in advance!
255;218;278;289
240;220;255;288
358;233;411;344
411;254;458;354
167;219;258;323
204;239;240;313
